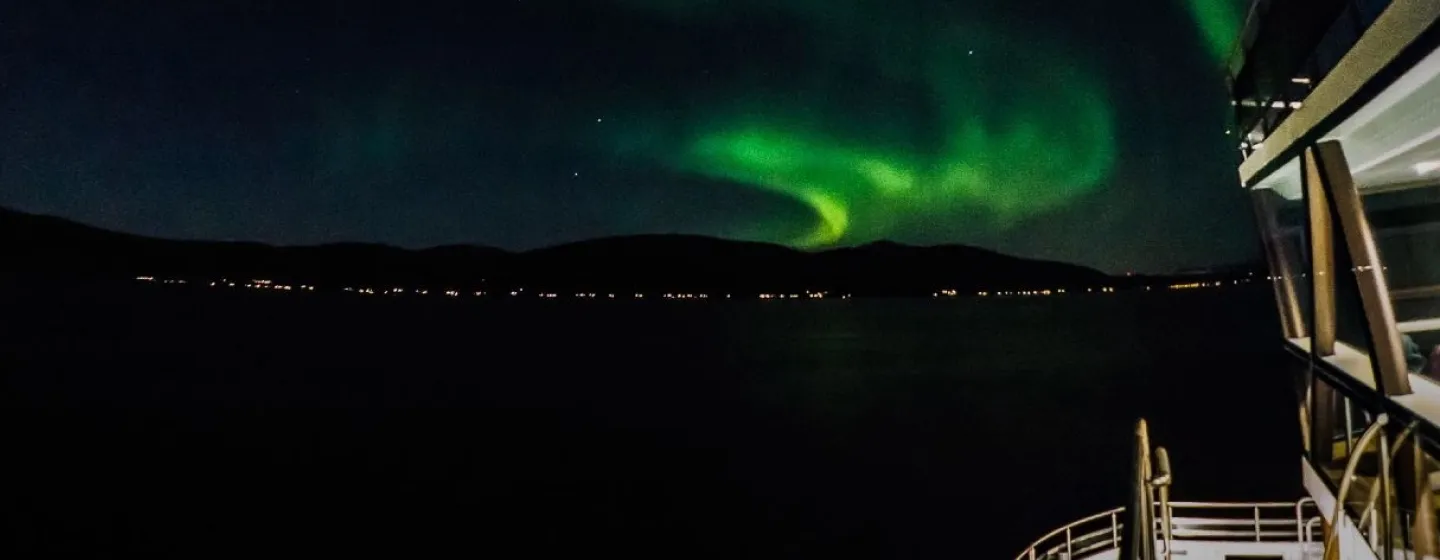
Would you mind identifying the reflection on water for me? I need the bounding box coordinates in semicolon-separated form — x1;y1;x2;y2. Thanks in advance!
1;286;1298;558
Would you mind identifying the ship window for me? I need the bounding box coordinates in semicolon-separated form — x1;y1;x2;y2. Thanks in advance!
1360;182;1440;380
1315;387;1378;477
1252;159;1311;342
1331;215;1375;361
1324;44;1440;382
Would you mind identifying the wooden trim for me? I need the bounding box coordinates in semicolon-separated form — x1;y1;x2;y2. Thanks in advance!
1307;147;1338;357
1314;140;1412;396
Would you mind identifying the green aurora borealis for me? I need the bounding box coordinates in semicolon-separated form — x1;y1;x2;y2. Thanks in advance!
609;1;1118;247
4;0;1262;271
1185;0;1251;64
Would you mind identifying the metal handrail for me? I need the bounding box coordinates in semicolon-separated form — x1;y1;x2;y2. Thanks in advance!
1014;501;1320;560
1357;421;1418;547
1121;419;1157;560
1018;507;1124;560
1153;447;1173;560
1324;413;1390;559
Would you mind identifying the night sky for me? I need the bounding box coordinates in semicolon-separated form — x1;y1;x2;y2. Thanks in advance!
3;0;1251;273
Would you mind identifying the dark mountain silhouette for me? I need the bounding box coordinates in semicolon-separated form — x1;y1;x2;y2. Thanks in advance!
1;206;1112;296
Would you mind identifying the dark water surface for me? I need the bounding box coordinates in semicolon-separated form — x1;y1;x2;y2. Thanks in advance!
2;286;1299;558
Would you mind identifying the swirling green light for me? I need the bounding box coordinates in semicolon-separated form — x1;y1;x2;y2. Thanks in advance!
611;1;1118;247
687;128;883;246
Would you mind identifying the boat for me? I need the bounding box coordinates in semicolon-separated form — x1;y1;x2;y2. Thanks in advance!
1015;0;1440;558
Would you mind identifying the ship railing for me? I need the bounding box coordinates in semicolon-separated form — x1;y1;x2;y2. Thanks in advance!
1014;499;1320;560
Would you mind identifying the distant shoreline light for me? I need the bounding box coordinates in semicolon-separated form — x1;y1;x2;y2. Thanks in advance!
131;275;1256;299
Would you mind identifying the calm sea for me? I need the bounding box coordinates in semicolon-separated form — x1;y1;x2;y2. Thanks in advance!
1;286;1299;558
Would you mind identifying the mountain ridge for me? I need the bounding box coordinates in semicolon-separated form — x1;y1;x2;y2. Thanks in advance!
1;206;1112;295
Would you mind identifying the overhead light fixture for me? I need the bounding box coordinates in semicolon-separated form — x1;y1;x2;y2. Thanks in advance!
1292;77;1312;85
1415;161;1440;175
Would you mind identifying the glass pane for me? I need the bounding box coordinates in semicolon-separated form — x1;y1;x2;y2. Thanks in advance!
1333;220;1374;356
1253;161;1312;341
1363;183;1440;378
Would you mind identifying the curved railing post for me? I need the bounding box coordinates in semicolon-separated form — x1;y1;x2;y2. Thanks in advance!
1153;447;1174;560
1379;428;1393;560
1353;422;1422;559
1324;413;1389;559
